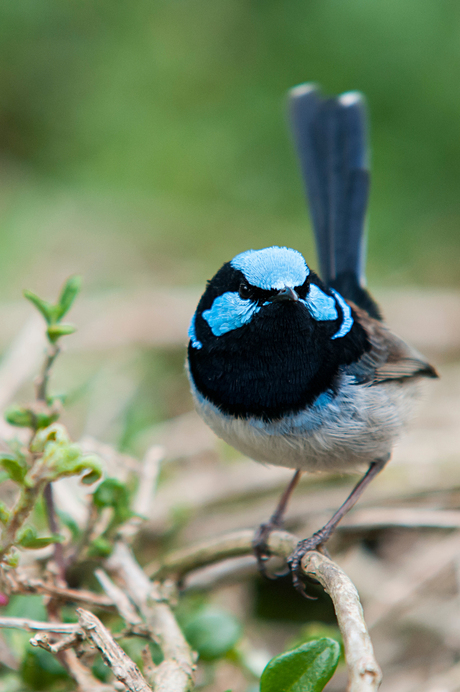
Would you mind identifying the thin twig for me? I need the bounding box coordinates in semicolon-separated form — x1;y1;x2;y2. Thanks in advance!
30;630;84;654
95;569;148;634
35;343;59;402
107;542;196;692
9;572;114;609
62;648;117;692
118;445;164;543
76;608;152;692
0;616;81;633
149;529;257;580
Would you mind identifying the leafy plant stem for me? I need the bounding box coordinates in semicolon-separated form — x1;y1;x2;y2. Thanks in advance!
35;344;60;403
34;342;63;578
0;484;41;561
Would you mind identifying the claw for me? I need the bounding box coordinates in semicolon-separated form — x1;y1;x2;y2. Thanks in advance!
287;532;325;598
253;519;287;580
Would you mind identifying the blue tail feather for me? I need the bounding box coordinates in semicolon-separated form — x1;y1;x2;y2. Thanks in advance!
289;84;381;319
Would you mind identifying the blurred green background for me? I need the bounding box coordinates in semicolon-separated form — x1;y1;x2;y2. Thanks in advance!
1;0;459;300
0;0;459;453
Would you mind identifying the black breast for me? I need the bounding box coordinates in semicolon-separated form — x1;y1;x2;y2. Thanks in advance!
188;300;369;421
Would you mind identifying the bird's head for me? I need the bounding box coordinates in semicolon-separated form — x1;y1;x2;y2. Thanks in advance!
187;246;369;419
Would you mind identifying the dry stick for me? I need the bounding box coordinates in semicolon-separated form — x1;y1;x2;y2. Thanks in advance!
119;445;164;544
9;572;114;609
107;542;196;692
76;608;152;692
0;616;81;634
302;552;382;692
94;568;148;634
152;529;381;692
62;648;117;692
31;630;84;654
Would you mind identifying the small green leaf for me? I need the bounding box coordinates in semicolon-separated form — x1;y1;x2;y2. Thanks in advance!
56;510;81;541
0;453;28;483
29;424;102;485
87;536;113;558
81;468;102;485
23;290;57;325
46;323;77;343
0;501;10;524
260;638;340;692
5;405;35;428
3;549;19;567
34;411;60;429
17;526;63;549
183;607;241;661
55;275;81;321
93;478;132;522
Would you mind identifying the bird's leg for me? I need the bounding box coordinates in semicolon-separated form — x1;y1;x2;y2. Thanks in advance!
253;469;301;576
288;456;389;594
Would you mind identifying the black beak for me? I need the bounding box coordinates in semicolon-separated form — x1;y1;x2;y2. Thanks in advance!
270;287;299;303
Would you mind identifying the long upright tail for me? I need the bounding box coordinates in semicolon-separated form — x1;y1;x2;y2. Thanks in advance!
289;83;381;319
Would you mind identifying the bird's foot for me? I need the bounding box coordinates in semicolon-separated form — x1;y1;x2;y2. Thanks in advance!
253;519;288;579
287;529;329;597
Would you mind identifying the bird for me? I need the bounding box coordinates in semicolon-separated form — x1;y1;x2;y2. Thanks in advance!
186;83;438;592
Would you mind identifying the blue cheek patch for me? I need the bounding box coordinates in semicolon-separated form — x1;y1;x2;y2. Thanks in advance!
231;246;309;290
302;284;354;339
330;289;354;339
302;284;338;321
202;292;260;337
188;312;203;349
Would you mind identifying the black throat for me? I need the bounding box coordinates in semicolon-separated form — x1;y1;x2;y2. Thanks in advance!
188;298;369;421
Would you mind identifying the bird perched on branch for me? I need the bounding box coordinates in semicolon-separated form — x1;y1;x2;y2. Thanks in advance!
186;83;438;592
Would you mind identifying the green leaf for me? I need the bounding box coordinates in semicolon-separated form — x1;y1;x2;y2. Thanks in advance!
23;290;57;325
30;424;102;485
56;510;81;541
22;648;68;690
4;405;35;428
16;526;63;549
260;638;340;692
55;275;81;320
183;607;241;661
34;410;60;429
0;501;10;524
93;478;132;523
0;453;28;483
87;536;113;558
46;323;77;343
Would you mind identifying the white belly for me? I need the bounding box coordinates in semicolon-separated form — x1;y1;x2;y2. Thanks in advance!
191;376;421;473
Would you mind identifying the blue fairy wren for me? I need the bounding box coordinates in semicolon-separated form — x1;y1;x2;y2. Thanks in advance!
186;84;438;592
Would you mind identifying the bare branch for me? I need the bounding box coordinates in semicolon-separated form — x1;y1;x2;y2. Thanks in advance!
0;616;81;634
9;572;114;610
62;648;117;692
301;552;382;692
149;529;258;580
30;630;84;654
76;608;152;692
95;569;148;634
107;542;196;692
118;445;164;543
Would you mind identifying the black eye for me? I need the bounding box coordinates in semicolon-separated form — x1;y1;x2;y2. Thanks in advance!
238;282;253;300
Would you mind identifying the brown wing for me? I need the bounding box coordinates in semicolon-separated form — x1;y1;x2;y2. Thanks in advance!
346;303;439;386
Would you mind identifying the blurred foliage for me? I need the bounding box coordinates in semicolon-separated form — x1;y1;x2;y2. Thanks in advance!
0;0;459;298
